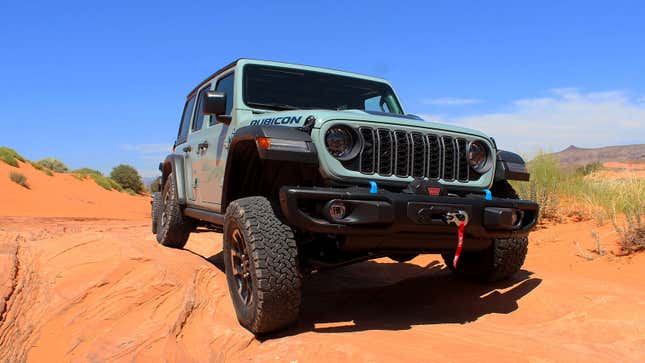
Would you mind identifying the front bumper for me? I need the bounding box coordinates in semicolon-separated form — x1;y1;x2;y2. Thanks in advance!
279;186;539;252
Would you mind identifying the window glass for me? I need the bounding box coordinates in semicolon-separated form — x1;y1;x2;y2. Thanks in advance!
243;65;403;114
210;73;234;125
364;96;391;113
192;84;211;132
177;96;196;144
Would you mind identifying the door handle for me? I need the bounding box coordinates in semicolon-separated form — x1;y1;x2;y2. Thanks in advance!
183;146;192;153
198;141;209;151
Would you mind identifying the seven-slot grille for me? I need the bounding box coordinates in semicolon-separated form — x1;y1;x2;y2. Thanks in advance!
354;127;471;181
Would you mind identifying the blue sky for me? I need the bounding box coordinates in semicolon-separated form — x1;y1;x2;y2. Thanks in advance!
1;1;644;177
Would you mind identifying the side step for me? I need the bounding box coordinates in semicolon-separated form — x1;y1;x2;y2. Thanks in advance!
184;207;224;226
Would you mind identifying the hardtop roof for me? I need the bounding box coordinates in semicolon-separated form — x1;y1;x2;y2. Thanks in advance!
187;58;391;99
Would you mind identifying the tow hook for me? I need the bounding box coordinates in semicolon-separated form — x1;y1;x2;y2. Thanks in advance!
444;210;469;268
444;210;469;227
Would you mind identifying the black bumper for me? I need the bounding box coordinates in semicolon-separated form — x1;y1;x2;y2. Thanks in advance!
279;186;539;252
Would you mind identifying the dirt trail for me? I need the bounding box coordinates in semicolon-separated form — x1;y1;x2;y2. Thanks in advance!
0;215;643;362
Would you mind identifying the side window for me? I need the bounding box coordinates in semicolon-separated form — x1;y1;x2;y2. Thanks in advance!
364;95;391;113
176;96;196;145
192;84;211;132
210;73;234;125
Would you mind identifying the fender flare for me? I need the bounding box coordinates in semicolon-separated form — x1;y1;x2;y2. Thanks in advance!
494;150;530;182
159;153;187;205
221;125;318;207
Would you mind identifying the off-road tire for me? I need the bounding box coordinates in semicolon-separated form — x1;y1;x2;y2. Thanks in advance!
389;253;418;263
155;173;192;248
151;192;161;234
441;180;528;282
223;197;301;335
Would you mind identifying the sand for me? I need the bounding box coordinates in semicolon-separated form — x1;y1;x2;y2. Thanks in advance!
0;161;643;362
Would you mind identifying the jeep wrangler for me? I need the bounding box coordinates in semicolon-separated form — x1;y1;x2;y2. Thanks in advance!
153;59;539;334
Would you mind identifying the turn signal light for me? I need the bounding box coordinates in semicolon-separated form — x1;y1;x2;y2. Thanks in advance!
256;137;271;150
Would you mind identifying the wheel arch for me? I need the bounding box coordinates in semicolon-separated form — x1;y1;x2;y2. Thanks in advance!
221;125;320;209
160;153;187;205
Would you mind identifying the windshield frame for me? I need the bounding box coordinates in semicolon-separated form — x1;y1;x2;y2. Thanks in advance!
241;64;405;115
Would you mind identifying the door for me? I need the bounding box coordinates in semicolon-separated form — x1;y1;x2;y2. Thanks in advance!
175;95;197;201
185;84;211;205
198;72;235;210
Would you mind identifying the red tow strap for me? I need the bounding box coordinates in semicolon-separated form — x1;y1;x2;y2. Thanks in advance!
453;220;466;268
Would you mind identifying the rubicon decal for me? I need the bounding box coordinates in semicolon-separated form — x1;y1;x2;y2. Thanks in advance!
250;116;302;126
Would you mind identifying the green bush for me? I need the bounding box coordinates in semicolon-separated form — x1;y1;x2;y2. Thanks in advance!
73;168;103;176
0;147;26;167
30;161;53;176
34;158;69;173
149;177;162;193
107;178;124;192
110;164;144;194
72;168;123;192
9;171;29;188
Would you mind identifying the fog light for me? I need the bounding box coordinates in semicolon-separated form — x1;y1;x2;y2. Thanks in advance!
512;210;524;226
328;201;348;221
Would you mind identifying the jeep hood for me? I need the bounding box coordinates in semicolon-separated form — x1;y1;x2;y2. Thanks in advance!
238;109;491;140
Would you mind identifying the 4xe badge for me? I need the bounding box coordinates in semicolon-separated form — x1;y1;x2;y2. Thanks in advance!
249;116;302;126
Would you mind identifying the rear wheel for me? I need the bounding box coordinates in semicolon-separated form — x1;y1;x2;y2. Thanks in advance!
441;180;528;282
151;192;161;234
156;173;192;248
223;197;301;334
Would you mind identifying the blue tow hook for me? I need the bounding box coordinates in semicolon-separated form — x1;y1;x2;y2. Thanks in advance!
369;181;378;194
484;189;492;201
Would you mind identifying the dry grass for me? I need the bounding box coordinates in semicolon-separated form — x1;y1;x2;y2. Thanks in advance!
513;152;644;255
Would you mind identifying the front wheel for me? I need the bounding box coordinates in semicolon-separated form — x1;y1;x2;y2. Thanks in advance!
441;236;528;282
441;180;529;282
223;197;301;334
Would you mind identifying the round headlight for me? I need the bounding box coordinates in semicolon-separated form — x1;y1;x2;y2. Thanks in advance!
468;141;491;173
325;126;355;159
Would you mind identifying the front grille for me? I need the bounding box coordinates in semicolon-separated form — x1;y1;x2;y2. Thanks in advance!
355;127;470;182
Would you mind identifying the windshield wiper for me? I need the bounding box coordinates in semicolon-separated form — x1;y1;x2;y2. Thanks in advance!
246;102;301;111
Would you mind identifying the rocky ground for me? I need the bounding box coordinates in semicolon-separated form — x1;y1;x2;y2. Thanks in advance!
1;215;643;362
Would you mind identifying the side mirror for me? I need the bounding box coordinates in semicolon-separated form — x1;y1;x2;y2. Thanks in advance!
202;91;227;116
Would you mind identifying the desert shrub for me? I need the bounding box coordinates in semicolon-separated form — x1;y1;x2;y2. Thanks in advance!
73;168;103;176
107;178;124;192
124;188;137;195
9;171;29;188
34;158;69;173
149;177;161;193
576;162;603;176
72;167;123;192
613;207;644;255
110;164;144;194
0;147;26;167
30;161;53;176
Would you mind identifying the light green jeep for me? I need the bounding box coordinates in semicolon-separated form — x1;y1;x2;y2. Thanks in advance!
153;59;539;334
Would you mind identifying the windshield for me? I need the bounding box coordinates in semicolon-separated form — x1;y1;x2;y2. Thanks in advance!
243;64;404;115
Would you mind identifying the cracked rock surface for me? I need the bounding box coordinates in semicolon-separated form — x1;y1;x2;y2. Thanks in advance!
0;216;644;362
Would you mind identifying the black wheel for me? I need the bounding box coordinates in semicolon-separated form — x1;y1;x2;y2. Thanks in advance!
441;180;528;282
151;192;161;234
223;196;301;334
155;173;192;248
388;253;418;263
